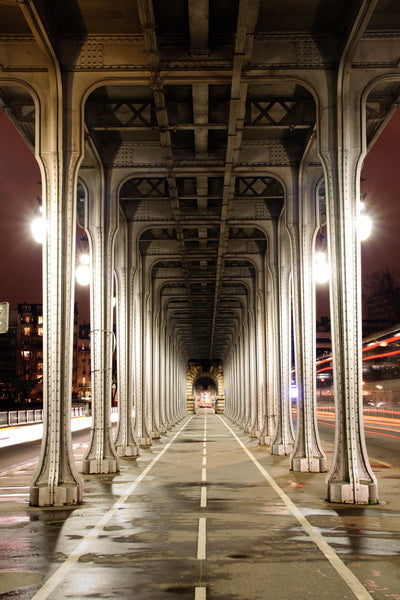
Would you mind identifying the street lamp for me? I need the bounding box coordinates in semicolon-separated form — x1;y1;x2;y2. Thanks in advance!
31;205;46;244
31;212;91;286
314;199;373;284
75;253;91;286
357;201;372;241
314;250;330;285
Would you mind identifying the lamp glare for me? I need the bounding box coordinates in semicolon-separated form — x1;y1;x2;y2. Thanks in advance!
31;216;45;244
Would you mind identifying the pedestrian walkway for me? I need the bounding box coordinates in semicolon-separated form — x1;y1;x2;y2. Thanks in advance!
1;410;399;600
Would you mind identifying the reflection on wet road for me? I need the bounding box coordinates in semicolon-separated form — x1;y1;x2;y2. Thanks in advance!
0;411;399;600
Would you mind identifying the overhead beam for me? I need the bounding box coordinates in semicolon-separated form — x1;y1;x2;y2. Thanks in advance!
188;0;209;56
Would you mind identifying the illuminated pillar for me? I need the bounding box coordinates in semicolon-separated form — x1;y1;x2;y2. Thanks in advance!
287;171;326;472
30;85;83;506
144;288;158;438
239;327;247;429
249;306;259;437
133;257;152;448
263;256;278;444
82;170;118;474
321;92;377;503
152;310;163;433
271;217;295;455
159;316;169;430
114;220;139;458
256;284;269;445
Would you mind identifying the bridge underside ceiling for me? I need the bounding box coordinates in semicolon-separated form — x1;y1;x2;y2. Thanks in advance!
0;0;400;361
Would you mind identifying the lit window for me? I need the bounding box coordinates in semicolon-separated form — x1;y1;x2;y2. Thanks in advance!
38;327;43;336
38;316;43;324
24;316;30;324
23;327;30;336
82;376;86;385
22;350;30;359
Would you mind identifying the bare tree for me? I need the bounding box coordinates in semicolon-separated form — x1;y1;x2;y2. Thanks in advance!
364;269;400;322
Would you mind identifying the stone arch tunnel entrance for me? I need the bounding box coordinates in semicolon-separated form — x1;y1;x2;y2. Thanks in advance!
186;361;225;415
193;376;217;410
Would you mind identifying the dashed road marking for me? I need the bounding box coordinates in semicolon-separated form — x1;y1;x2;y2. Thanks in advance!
195;586;206;599
201;468;207;482
200;486;207;508
197;517;206;560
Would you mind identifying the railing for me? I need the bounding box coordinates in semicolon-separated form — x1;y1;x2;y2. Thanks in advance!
0;406;89;427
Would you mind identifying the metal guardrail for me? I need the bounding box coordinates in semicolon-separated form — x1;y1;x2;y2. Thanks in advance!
0;406;89;427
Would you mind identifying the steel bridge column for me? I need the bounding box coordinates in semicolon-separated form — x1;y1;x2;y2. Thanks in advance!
320;83;377;503
255;286;267;446
29;80;82;506
133;255;152;448
235;330;244;427
249;307;259;437
239;327;247;429
114;221;139;458
82;171;119;474
144;290;158;438
159;318;169;429
165;331;173;427
288;171;327;473
263;257;278;444
271;217;295;455
152;311;163;433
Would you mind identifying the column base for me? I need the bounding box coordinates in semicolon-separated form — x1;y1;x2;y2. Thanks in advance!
29;483;83;507
139;437;152;448
326;480;378;504
152;430;161;439
115;444;139;458
250;429;259;438
291;456;327;473
271;443;293;456
81;458;118;474
258;435;271;446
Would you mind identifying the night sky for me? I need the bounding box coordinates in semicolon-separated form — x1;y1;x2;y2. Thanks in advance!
0;110;90;322
0;108;400;324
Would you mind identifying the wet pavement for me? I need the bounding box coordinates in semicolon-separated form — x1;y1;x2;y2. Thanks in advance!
0;411;399;600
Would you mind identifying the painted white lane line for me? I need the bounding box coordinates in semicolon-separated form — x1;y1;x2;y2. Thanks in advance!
201;468;207;482
200;486;207;508
202;456;207;466
0;493;28;497
195;586;206;599
30;416;194;600
203;448;206;456
219;416;375;600
197;517;206;560
0;459;38;477
0;486;29;489
203;441;207;449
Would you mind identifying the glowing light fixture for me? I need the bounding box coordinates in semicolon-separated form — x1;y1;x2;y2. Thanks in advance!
314;250;329;285
76;253;91;286
31;206;46;244
357;201;372;241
